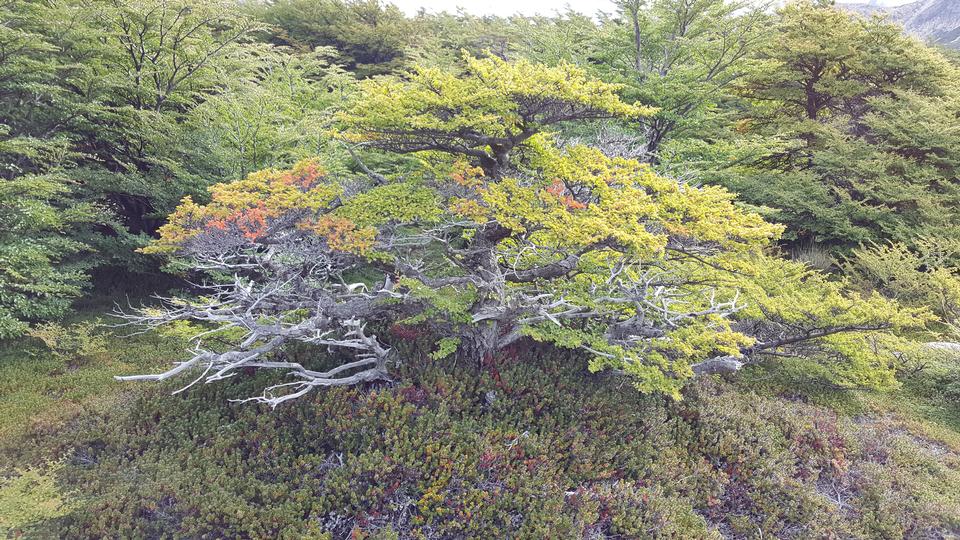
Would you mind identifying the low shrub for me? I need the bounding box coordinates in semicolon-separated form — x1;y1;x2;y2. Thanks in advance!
28;320;110;368
0;460;74;537
23;345;957;539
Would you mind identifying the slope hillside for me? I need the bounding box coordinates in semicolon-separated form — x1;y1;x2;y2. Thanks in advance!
843;0;960;48
2;328;960;538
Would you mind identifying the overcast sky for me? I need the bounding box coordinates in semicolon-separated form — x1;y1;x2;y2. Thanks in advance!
390;0;915;17
390;0;617;17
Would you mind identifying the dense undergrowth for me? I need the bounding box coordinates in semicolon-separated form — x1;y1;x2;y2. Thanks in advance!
2;322;958;539
3;1;960;538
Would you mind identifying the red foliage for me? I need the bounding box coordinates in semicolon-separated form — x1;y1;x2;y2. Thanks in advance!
279;162;325;190
236;205;269;241
398;385;429;406
478;449;499;470
202;203;271;241
545;178;586;210
389;324;422;340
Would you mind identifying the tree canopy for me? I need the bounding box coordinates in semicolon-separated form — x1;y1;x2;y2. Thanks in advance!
122;54;930;404
338;54;653;176
0;0;952;405
719;1;960;250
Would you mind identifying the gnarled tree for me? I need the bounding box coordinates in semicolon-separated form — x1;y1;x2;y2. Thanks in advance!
120;55;929;405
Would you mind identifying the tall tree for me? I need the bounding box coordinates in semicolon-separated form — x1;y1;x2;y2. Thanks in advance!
0;0;269;266
0;149;94;339
0;1;95;337
71;0;266;238
183;47;356;180
407;10;600;69
592;0;770;161
720;1;960;251
255;0;412;77
1;0;349;328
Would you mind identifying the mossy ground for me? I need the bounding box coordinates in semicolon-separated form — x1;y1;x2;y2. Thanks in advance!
1;308;959;539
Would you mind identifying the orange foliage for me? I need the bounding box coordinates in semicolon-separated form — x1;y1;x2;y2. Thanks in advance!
301;215;377;254
449;160;485;188
448;198;488;223
278;161;326;190
545;179;586;210
143;159;347;254
202;203;272;240
236;204;270;241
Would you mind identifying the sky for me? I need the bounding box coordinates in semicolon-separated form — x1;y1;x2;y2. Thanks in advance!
390;0;915;18
391;0;616;17
850;0;917;5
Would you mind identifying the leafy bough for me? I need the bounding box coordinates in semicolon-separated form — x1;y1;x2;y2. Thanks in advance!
116;56;930;405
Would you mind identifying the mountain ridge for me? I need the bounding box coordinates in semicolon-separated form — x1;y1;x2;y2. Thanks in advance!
842;0;960;48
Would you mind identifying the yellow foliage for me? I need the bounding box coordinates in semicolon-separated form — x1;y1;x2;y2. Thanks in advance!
0;460;74;535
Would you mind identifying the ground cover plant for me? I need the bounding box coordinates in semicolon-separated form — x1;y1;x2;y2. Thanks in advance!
1;0;959;538
2;340;959;538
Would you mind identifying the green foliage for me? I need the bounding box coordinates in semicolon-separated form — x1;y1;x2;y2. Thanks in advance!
0;312;180;448
138;51;933;399
429;337;461;360
592;0;770;159
184;46;356;180
9;349;955;538
0;0;353;280
0;460;74;536
0;1;101;336
28;321;109;368
336;182;443;227
397;278;477;326
727;254;934;389
841;239;960;335
61;0;271;262
2;4;958;537
256;0;413;77
0;170;92;338
408;10;601;69
720;1;960;250
338;53;652;176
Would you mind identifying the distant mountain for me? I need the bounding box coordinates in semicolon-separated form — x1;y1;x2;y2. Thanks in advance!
841;0;960;49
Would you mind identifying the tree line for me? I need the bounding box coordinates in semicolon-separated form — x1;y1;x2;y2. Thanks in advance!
2;0;959;400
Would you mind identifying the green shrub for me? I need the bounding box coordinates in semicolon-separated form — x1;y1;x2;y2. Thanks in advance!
18;346;954;539
840;240;960;336
0;460;74;536
28;320;110;367
0;318;182;455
